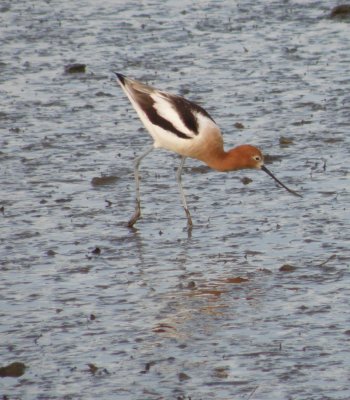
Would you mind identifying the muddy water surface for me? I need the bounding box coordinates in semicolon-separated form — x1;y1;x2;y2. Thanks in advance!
1;1;350;399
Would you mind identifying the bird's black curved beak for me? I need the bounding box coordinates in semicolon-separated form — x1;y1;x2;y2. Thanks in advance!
261;165;302;198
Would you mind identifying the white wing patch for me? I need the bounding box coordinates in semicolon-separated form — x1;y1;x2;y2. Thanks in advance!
151;91;197;139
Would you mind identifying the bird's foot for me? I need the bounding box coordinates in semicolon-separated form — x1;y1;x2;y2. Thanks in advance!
127;204;141;228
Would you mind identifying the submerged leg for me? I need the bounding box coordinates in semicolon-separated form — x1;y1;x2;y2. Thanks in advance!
128;146;154;228
176;156;193;227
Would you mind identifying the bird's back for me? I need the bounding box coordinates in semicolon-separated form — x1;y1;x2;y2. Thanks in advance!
116;73;224;160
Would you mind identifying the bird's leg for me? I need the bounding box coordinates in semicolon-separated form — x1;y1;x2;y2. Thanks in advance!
176;156;193;227
128;146;153;228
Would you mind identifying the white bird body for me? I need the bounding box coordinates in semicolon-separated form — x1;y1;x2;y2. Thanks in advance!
117;75;224;166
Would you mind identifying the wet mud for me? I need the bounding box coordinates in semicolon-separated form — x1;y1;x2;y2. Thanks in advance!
1;1;350;399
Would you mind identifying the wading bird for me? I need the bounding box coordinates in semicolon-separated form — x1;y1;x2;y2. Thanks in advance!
116;73;301;228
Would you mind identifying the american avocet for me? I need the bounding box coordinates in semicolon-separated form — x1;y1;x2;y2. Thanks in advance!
116;73;301;228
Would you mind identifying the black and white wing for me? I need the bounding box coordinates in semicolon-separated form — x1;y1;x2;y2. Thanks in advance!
116;73;219;143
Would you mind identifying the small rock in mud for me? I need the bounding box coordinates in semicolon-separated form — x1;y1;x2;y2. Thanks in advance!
279;136;294;147
226;276;249;283
178;372;191;381
279;264;297;272
87;363;109;376
91;175;119;187
87;363;98;374
330;5;350;19
64;63;86;73
234;122;245;129
55;197;72;203
140;360;156;373
187;281;196;289
91;247;101;255
291;119;312;126
259;268;273;274
95;91;113;97
241;177;252;185
213;366;229;379
0;362;26;378
105;199;113;207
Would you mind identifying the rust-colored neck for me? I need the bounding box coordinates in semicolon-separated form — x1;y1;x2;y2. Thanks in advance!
203;145;262;172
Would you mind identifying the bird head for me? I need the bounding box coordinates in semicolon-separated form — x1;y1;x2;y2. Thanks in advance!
229;145;302;197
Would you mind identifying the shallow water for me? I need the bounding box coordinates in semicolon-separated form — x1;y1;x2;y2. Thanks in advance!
1;0;350;399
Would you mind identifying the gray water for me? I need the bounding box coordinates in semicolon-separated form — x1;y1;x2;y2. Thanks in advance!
1;1;350;399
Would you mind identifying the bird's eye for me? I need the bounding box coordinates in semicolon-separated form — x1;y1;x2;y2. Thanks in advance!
253;155;262;162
